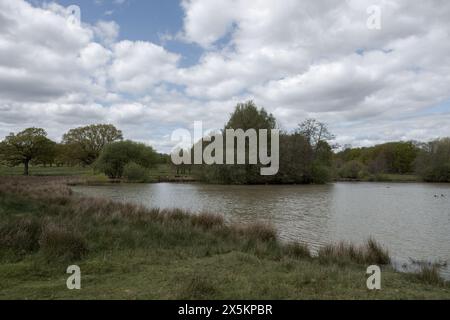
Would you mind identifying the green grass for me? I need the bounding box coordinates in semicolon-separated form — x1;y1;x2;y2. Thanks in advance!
0;177;448;300
0;165;96;177
0;164;193;183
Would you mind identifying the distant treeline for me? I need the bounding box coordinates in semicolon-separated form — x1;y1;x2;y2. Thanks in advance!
178;101;450;184
0;124;166;179
0;101;449;183
335;139;450;182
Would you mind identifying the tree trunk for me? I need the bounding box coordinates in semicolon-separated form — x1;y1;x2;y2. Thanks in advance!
24;160;29;176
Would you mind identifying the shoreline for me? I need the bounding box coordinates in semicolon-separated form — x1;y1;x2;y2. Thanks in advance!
0;176;448;299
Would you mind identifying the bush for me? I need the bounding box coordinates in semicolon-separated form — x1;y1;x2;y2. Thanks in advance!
95;140;158;179
339;160;366;179
123;162;150;182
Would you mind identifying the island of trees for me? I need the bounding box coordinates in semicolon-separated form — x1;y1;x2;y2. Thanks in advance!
0;101;449;183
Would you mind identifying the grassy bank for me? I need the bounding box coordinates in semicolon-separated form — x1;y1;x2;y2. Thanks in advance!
0;177;448;299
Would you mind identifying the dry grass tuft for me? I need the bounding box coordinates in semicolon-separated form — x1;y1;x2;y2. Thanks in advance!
283;242;311;259
191;213;225;229
0;218;42;254
319;238;390;265
415;265;445;286
39;223;88;261
237;222;278;242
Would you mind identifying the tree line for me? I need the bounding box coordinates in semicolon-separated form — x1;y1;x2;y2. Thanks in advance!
0;124;162;179
188;101;334;184
0;101;449;183
334;139;450;182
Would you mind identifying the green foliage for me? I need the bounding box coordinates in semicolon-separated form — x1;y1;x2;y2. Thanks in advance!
415;138;450;182
225;101;276;131
95;140;158;179
0;128;56;175
62;124;123;166
195;101;334;184
338;160;366;179
123;162;151;182
335;141;420;179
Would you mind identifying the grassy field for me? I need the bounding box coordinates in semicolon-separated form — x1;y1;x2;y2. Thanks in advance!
0;164;193;183
0;165;96;177
0;177;448;300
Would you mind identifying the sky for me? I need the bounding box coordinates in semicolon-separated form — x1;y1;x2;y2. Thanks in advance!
1;0;450;152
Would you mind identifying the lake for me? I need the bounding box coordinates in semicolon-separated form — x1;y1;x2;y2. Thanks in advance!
72;182;450;279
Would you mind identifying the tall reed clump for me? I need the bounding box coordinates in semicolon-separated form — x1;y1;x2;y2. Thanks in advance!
415;265;445;286
319;238;390;265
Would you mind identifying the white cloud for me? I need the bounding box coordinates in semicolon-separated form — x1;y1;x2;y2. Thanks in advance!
93;20;119;45
109;40;180;94
1;0;450;151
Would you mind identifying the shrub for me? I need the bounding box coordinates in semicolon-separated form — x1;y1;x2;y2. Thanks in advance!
95;140;158;179
339;160;366;179
123;162;150;182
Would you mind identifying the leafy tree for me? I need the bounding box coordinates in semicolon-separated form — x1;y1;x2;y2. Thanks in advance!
339;160;366;180
62;124;123;166
95;140;158;179
415;138;450;182
225;101;276;131
335;141;419;176
0;128;55;175
276;133;314;183
195;101;334;184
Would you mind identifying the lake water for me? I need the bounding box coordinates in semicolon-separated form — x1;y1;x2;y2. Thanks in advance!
72;182;450;279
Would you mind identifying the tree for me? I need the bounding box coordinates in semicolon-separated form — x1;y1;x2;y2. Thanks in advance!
415;138;450;182
95;140;158;179
339;160;366;180
62;124;123;166
225;101;276;131
297;119;335;150
0;128;55;175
